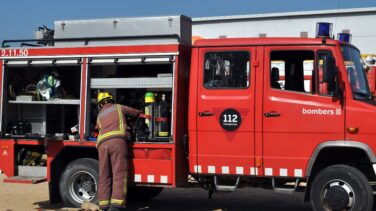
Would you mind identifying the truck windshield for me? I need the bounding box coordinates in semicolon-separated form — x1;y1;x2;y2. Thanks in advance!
341;45;371;100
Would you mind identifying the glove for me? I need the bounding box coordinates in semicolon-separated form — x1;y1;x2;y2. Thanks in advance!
139;113;151;119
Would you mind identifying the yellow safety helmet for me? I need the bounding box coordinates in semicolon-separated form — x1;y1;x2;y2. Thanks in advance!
97;92;113;105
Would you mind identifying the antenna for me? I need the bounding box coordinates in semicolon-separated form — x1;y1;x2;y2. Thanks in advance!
334;0;342;33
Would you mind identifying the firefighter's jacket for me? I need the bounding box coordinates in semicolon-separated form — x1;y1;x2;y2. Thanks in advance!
96;103;141;147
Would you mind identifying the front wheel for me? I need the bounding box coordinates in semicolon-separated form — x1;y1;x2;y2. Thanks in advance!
59;158;99;207
310;164;373;211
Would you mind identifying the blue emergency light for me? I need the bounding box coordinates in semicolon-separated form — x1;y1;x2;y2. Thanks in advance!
316;22;333;38
337;32;352;43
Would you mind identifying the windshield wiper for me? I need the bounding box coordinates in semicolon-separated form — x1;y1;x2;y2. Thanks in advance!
353;92;371;99
353;92;375;101
353;91;368;96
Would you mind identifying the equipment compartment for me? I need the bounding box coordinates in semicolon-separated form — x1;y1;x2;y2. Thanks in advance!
15;144;47;177
87;58;174;143
2;62;82;138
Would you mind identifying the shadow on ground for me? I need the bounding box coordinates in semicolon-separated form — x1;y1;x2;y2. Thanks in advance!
33;200;79;211
32;188;313;211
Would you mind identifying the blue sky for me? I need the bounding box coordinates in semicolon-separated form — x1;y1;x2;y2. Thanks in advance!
0;0;376;41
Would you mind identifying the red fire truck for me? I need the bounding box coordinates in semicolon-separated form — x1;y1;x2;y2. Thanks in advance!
0;16;375;210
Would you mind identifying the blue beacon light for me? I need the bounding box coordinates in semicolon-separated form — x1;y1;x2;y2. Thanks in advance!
316;22;333;38
337;33;351;43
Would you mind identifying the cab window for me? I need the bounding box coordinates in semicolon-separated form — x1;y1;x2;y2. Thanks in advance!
270;51;314;93
203;51;250;89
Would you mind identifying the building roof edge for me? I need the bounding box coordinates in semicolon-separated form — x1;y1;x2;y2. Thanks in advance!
192;7;376;23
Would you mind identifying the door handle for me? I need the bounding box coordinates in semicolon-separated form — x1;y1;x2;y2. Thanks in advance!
264;111;281;117
199;111;214;117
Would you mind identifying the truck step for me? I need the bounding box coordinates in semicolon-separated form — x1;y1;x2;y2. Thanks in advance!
214;176;240;192
272;178;299;194
3;176;47;184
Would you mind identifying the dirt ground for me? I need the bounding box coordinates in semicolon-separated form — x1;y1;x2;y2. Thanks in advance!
0;173;312;211
0;174;78;211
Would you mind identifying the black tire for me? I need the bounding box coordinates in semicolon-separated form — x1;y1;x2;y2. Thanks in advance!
310;164;373;211
127;186;164;202
59;158;99;208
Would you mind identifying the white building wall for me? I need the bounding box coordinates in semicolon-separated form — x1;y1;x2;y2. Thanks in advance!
192;8;376;54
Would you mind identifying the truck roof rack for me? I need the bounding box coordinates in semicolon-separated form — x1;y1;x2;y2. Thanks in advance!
2;15;192;48
2;34;181;48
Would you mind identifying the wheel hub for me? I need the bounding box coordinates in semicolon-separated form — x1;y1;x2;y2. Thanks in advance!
82;180;94;193
322;181;354;210
70;171;97;203
324;185;349;210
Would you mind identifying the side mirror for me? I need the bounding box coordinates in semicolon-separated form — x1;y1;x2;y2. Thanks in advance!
323;56;336;83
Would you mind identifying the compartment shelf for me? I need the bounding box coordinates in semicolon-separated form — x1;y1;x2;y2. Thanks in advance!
90;77;173;89
9;99;80;105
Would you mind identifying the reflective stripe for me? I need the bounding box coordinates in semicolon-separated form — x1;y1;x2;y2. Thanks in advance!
110;198;125;205
99;200;110;206
99;131;125;140
117;105;125;132
97;105;126;146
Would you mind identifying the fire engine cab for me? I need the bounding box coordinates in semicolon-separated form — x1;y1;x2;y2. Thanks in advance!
0;16;376;211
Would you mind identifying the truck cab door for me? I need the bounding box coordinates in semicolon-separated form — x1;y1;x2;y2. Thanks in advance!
193;47;256;176
262;47;345;178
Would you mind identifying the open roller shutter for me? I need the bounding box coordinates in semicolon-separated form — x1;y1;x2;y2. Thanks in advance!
4;58;82;66
89;55;174;65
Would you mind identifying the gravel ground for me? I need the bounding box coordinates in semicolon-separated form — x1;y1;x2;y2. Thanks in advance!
0;173;312;211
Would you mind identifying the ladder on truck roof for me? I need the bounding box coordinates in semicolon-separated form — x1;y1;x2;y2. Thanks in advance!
2;15;192;47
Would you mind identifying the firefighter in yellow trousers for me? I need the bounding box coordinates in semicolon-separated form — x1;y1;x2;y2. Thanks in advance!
96;92;141;211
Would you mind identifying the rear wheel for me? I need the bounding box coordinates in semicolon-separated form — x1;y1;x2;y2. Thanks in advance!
59;158;99;207
310;165;373;211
